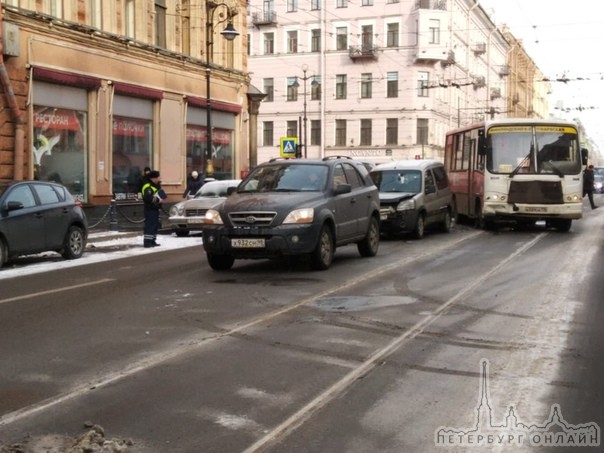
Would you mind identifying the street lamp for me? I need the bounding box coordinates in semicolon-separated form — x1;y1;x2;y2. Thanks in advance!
292;64;319;158
205;1;239;177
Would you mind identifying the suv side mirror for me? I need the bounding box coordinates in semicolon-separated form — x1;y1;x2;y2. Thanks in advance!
3;201;24;212
227;186;237;196
425;184;436;195
334;183;351;195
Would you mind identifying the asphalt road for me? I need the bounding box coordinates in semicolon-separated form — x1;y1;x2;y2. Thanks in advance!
0;204;603;452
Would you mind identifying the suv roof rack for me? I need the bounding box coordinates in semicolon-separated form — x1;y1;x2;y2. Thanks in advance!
322;156;352;161
268;157;294;162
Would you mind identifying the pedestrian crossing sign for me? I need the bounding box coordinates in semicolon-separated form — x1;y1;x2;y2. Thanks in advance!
280;137;298;158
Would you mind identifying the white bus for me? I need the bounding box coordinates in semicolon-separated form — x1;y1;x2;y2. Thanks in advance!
444;118;588;231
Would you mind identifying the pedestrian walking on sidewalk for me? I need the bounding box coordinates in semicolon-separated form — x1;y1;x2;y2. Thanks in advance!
142;170;166;247
583;165;598;209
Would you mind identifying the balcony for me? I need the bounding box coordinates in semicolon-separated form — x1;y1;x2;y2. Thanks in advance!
499;65;510;77
349;45;378;62
252;11;277;27
473;76;486;89
415;0;447;10
472;42;486;55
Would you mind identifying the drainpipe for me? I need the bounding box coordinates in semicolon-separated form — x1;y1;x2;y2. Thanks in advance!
0;7;25;180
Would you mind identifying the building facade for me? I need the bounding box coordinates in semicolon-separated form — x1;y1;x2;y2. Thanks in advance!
0;0;253;206
247;0;548;164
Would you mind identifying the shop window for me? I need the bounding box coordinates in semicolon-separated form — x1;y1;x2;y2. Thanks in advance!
112;116;152;199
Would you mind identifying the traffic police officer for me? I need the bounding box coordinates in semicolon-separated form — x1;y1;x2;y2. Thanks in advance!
142;170;166;247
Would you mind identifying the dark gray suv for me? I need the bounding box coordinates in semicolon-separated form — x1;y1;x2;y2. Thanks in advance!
0;180;88;267
201;157;380;270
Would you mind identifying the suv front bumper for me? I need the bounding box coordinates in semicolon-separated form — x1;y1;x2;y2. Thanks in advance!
202;223;323;258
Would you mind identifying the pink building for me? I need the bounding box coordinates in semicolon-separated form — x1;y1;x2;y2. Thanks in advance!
247;0;512;164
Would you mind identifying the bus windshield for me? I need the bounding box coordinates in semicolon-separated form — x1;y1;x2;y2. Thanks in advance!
486;125;581;176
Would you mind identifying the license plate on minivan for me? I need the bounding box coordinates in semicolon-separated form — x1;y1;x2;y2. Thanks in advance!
231;238;265;248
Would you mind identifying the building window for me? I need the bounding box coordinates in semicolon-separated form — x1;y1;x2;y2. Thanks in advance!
335;119;347;146
263;78;274;102
311;76;321;101
418;72;429;97
335;74;347;99
311;120;321;145
90;0;103;29
360;119;372;146
361;73;372;99
263;121;274;146
387;72;398;98
124;0;135;38
155;0;166;48
287;0;297;12
386;118;398;145
311;0;320;10
336;0;347;8
311;29;321;52
287;120;298;137
264;32;274;54
362;0;373;5
417;118;428;145
288;30;298;53
33;105;87;201
387;0;399;3
429;19;440;44
361;25;373;49
287;77;299;101
336;27;348;50
387;23;399;47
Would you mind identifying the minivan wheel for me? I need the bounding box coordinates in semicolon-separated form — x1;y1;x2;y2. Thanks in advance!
310;225;334;270
441;210;452;233
412;213;425;239
207;253;235;270
358;216;379;257
61;225;86;259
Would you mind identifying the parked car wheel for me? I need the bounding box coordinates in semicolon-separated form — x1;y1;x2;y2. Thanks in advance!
0;238;6;267
310;224;334;270
61;225;86;259
206;253;235;270
357;216;379;257
413;213;425;239
441;210;452;233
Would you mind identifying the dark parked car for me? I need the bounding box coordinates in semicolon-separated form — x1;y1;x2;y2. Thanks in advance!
593;174;604;194
201;157;381;270
169;179;241;236
0;180;88;267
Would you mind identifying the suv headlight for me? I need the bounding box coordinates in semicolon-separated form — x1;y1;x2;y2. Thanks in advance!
283;208;314;224
396;199;416;211
204;209;223;224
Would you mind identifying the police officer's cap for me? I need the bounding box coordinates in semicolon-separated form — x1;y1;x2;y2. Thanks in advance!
148;170;160;178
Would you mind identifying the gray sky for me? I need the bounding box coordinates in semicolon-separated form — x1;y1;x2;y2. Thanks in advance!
479;0;604;154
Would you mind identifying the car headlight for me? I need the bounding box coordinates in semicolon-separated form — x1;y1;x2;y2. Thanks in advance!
283;208;314;224
169;205;184;216
204;209;223;224
396;199;416;211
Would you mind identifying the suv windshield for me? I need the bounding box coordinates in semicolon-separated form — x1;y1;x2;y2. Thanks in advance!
239;164;329;193
371;170;422;193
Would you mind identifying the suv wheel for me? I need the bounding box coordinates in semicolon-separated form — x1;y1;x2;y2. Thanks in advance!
61;225;86;259
0;239;6;267
358;216;379;257
413;213;425;239
310;225;334;270
207;253;235;270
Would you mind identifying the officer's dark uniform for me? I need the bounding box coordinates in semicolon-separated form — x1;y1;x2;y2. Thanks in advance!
142;171;165;247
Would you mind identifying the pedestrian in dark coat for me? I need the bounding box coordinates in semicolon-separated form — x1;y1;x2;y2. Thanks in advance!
583;165;597;209
183;170;203;198
142;170;166;247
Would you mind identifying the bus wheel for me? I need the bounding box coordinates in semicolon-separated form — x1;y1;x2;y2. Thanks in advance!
474;208;485;229
551;219;572;232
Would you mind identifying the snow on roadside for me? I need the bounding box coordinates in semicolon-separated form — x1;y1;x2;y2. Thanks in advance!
0;232;202;281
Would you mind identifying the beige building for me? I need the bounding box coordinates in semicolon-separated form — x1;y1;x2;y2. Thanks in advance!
247;0;549;164
0;0;254;207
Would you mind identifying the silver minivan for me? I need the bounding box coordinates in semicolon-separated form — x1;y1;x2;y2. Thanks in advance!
370;160;453;239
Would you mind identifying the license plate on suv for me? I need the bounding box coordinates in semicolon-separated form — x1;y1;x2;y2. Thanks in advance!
231;238;265;248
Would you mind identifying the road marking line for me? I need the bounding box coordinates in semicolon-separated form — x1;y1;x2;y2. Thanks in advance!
0;279;115;305
242;233;546;452
0;232;483;428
